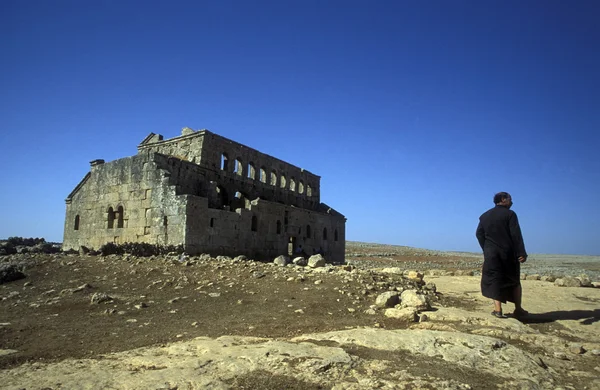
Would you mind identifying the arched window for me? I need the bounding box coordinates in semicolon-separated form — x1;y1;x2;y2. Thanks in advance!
334;229;338;241
247;162;256;179
298;181;304;194
306;224;311;238
251;215;258;232
307;185;312;197
270;170;277;186
259;167;267;183
276;220;281;234
290;178;296;192
280;174;287;189
117;206;124;228
234;158;243;175
323;227;328;240
107;207;115;229
74;215;80;230
221;153;229;171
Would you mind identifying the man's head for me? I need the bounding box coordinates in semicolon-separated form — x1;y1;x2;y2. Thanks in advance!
494;192;513;208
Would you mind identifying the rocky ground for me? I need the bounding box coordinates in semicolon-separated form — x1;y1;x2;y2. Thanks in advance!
1;242;599;389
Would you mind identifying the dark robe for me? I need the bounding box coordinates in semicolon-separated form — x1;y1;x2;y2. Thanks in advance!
476;205;527;303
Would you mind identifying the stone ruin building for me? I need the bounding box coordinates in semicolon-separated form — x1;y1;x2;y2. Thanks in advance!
63;128;346;262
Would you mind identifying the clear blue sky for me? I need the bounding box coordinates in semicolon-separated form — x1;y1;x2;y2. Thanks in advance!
1;1;599;255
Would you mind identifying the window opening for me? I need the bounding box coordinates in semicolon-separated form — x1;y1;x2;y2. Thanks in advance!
307;185;312;197
259;167;267;183
270;170;277;186
210;218;215;227
107;207;115;229
74;215;80;230
334;229;338;241
280;174;287;189
276;220;281;234
117;206;124;228
251;215;258;232
323;227;328;240
299;181;304;194
306;224;311;238
234;158;243;175
163;216;168;227
290;178;296;192
247;163;256;179
221;153;229;171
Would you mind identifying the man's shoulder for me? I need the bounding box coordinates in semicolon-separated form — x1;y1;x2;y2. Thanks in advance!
480;207;497;218
480;206;514;219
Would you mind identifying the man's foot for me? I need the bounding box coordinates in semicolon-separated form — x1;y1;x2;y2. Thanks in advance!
512;308;529;318
491;310;508;318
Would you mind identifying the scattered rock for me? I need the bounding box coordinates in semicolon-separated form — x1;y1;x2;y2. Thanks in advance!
525;274;541;281
308;254;325;268
384;307;417;321
569;344;586;355
375;291;400;308
90;293;112;304
273;255;290;267
380;267;403;274
576;275;592;287
555;277;582;287
292;257;307;266
405;270;424;282
400;290;430;311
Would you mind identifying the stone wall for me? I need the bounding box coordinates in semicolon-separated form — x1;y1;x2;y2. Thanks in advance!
63;154;188;251
138;128;321;210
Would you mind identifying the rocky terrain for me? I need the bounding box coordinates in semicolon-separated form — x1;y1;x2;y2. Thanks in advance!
1;241;599;389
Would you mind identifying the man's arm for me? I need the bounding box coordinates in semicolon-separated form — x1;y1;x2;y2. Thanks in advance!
509;212;527;260
475;221;486;251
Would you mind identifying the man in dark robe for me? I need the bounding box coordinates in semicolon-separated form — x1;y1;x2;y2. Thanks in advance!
476;192;528;318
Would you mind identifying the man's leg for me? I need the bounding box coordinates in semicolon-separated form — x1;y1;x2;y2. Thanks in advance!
513;285;522;311
512;284;529;316
493;300;502;313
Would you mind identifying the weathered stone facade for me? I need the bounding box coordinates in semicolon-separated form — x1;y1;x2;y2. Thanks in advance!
63;128;346;262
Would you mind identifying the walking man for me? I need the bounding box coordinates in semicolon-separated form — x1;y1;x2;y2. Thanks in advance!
476;192;528;318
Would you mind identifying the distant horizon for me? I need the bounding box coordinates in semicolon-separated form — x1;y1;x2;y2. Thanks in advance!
2;236;598;257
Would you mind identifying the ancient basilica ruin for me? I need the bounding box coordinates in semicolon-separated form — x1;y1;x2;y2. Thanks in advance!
63;128;346;262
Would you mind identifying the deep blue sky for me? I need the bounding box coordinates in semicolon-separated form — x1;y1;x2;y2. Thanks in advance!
1;1;599;255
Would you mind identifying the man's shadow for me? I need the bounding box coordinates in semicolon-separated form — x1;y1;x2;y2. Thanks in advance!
514;309;600;325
